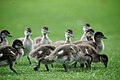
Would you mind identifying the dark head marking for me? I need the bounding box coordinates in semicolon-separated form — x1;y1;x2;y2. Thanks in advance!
66;29;73;34
0;30;12;37
26;28;32;33
43;26;48;31
86;29;94;33
94;32;107;39
84;23;90;27
12;39;24;49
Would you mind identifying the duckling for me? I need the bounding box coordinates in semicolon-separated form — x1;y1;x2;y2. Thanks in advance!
74;32;107;53
81;23;92;41
34;26;52;49
54;29;73;47
76;43;108;67
73;29;94;45
93;32;107;52
0;39;24;73
73;32;107;68
30;44;55;71
0;30;12;47
81;29;95;41
46;44;92;71
22;28;33;65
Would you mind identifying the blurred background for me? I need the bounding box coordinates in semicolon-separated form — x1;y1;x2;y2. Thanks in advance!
0;0;120;79
0;0;120;46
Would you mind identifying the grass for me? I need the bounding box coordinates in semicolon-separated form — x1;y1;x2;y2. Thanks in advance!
0;0;120;80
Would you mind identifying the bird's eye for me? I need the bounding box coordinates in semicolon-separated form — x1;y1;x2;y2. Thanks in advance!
17;43;22;46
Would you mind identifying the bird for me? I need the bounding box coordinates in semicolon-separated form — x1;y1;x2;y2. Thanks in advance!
30;44;55;71
73;31;107;68
81;29;95;41
81;23;92;41
34;26;52;49
18;28;33;64
74;29;94;45
54;29;73;47
74;32;107;53
0;39;24;73
92;32;107;52
46;43;92;71
0;30;12;47
76;43;108;68
22;28;33;65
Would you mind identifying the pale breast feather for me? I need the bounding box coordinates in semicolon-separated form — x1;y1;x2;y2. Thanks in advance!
0;53;3;57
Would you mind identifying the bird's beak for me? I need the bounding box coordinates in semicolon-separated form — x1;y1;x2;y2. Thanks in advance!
7;34;13;37
22;46;25;49
103;36;107;39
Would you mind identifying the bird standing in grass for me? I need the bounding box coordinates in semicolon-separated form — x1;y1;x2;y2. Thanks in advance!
22;28;33;65
81;23;92;41
0;39;24;73
34;26;52;49
46;44;92;71
76;43;108;67
30;44;55;71
54;29;74;47
74;31;106;53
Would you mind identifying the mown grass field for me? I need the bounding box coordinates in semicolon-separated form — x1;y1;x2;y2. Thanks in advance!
0;0;120;80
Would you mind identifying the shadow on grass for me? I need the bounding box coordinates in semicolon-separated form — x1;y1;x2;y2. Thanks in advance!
0;62;112;76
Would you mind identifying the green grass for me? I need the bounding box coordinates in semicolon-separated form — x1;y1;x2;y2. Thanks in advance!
0;0;120;80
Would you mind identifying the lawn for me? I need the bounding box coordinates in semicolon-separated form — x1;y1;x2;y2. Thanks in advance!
0;0;120;80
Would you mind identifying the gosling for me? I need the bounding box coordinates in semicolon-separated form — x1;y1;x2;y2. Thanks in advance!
81;23;92;41
34;26;52;49
46;44;92;71
0;30;12;47
77;43;108;68
54;29;73;47
22;28;33;65
0;39;24;73
30;44;55;71
74;32;107;53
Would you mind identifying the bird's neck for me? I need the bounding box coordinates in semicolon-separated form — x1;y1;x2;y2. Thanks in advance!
0;35;3;43
94;37;102;45
65;37;71;43
43;33;49;39
87;36;93;41
25;35;31;39
0;35;6;43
